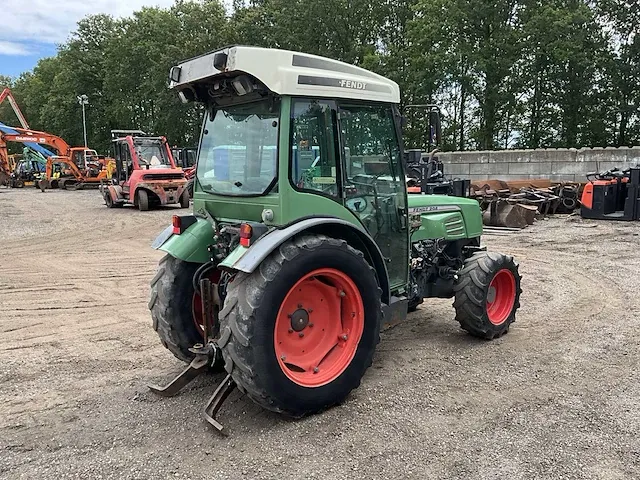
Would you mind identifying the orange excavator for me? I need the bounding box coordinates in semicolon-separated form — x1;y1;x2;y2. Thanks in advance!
0;127;114;190
0;88;31;186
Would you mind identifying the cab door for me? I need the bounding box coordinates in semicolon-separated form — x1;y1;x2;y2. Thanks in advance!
337;103;409;290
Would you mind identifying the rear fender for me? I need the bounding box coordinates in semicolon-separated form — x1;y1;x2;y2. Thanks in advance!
152;217;214;264
219;217;390;304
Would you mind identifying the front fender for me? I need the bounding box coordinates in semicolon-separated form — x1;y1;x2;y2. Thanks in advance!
219;217;390;304
153;217;214;264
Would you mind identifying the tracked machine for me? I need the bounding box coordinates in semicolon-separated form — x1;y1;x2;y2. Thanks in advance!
148;46;523;433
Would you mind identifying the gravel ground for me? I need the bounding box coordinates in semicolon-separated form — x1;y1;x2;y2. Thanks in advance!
0;187;639;480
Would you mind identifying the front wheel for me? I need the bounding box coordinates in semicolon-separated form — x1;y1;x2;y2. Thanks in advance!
218;234;382;417
138;189;149;211
453;252;522;339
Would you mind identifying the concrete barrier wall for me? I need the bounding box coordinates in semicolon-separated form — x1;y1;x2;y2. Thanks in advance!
437;147;640;182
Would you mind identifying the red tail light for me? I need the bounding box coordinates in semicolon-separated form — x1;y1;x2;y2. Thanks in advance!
239;223;252;247
172;215;181;235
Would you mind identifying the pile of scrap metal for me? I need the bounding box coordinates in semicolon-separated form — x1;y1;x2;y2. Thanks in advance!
471;179;582;229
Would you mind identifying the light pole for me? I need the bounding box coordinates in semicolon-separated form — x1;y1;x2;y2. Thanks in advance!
77;94;89;147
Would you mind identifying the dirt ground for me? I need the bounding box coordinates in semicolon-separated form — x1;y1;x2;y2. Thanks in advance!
0;187;639;480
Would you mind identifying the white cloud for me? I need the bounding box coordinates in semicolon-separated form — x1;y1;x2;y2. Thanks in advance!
2;0;177;47
0;41;32;56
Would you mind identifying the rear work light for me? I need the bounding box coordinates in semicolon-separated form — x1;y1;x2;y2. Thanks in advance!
239;223;253;247
172;215;197;235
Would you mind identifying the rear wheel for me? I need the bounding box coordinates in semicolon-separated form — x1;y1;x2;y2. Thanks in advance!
218;234;382;417
138;189;149;211
453;252;521;339
186;178;194;198
149;255;223;367
14;179;24;188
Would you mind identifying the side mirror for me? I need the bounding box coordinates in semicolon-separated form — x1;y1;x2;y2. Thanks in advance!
429;109;442;148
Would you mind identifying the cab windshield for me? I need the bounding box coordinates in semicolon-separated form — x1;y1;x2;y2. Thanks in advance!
197;98;280;196
135;140;171;168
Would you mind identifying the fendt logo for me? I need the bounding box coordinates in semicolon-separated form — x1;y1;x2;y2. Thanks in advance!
339;80;367;90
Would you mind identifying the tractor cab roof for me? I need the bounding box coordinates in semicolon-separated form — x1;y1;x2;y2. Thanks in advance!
168;45;400;105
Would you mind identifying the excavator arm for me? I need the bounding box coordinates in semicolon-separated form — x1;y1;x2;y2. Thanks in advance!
0;88;29;130
0;127;71;158
44;156;83;180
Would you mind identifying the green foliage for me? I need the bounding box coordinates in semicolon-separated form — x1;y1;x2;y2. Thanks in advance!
1;0;638;153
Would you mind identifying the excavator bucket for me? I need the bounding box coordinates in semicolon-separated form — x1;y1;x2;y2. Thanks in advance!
483;200;537;229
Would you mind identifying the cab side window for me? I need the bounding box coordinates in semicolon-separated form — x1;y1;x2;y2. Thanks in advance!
290;99;339;198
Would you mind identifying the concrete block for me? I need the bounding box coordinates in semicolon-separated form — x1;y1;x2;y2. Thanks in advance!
578;148;627;164
495;150;532;163
508;162;552;175
440;151;488;164
469;174;491;181
628;148;640;165
587;161;626;173
536;174;577;182
445;163;470;175
532;149;576;162
470;162;508;175
552;161;598;175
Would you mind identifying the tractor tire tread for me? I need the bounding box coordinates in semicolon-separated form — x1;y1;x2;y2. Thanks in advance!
149;255;204;363
218;234;381;417
453;251;521;340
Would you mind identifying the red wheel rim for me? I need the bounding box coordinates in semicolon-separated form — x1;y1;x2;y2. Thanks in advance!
274;268;364;388
486;269;516;326
192;269;221;335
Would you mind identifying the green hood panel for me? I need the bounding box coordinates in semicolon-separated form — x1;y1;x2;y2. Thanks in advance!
408;194;483;241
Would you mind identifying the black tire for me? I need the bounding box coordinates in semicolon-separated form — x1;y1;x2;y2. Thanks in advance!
149;255;206;363
104;192;115;208
180;189;190;208
453;251;522;339
138;189;149;211
186;178;194;198
14;179;24;188
218;234;382;417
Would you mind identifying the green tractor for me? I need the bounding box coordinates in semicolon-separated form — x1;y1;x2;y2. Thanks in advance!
148;46;522;431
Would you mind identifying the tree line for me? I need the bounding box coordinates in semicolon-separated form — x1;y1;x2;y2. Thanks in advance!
0;0;638;154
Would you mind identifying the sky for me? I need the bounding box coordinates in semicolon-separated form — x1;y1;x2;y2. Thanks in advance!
0;0;177;78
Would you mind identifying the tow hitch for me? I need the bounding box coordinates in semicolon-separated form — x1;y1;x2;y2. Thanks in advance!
148;278;236;435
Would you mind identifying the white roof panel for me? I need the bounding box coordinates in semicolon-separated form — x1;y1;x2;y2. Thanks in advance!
170;46;401;104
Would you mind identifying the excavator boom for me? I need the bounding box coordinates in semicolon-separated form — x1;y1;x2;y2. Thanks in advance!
0;88;29;129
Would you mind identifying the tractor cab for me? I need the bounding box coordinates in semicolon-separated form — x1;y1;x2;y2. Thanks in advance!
70;147;101;175
102;130;188;211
